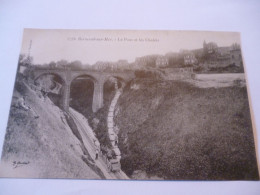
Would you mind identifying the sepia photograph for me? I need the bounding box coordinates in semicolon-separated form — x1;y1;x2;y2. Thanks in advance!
0;29;258;180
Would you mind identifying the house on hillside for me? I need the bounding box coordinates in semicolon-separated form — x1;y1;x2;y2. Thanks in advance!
217;46;230;56
93;61;112;70
135;55;160;67
230;44;243;67
113;60;130;70
156;56;169;68
183;52;198;65
203;41;218;54
201;41;243;68
19;64;29;74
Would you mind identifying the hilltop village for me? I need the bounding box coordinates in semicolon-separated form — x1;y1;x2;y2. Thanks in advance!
19;41;244;75
91;41;244;73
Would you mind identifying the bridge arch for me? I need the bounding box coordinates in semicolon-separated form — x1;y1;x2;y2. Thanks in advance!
34;72;66;86
69;74;98;113
33;71;66;84
70;73;98;85
30;68;135;113
33;72;70;109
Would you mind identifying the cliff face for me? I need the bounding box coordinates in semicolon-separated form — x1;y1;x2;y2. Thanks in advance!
114;79;259;180
0;79;100;179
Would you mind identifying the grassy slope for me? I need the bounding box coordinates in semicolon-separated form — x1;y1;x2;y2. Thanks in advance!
0;79;100;179
115;79;259;180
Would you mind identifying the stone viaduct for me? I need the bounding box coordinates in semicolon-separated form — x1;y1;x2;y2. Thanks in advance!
31;67;135;112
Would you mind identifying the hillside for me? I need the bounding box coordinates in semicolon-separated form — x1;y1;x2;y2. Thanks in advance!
114;78;259;180
0;78;102;179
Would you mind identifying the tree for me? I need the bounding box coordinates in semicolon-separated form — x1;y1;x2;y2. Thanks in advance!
49;61;56;68
18;54;33;67
56;60;69;69
69;60;83;69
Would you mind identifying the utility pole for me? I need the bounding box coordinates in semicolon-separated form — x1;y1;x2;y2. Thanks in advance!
26;40;32;66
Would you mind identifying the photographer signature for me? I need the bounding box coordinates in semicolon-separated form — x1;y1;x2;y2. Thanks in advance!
12;161;30;169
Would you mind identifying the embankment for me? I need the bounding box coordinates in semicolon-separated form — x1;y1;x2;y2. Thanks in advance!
0;78;101;179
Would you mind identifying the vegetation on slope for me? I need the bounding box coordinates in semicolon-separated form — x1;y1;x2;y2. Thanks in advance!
114;79;258;180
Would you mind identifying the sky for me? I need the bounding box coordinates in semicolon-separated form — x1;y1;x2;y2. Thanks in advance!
21;29;241;65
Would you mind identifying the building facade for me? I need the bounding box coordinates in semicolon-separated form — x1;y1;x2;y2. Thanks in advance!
203;41;218;54
156;56;169;68
183;52;198;65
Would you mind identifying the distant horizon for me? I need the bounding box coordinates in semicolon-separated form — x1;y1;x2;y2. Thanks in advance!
20;29;241;66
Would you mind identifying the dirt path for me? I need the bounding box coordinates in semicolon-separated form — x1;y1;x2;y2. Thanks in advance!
107;89;122;144
69;108;128;180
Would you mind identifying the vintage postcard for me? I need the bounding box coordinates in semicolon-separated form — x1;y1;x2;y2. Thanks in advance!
0;29;258;180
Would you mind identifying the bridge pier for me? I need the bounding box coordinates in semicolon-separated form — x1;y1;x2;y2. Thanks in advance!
92;81;104;113
62;82;71;112
61;79;104;113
